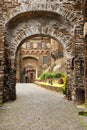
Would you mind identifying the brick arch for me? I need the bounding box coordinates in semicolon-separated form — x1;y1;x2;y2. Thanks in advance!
11;26;71;61
1;0;85;105
13;28;73;99
4;25;74;102
4;3;78;25
4;5;77;102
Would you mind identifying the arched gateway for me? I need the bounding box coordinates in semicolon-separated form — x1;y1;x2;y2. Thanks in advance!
0;0;85;104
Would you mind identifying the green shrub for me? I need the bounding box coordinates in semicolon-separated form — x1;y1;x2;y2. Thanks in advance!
39;72;53;80
39;72;63;80
54;73;62;78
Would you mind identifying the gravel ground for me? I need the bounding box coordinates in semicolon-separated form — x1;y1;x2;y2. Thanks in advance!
0;83;85;130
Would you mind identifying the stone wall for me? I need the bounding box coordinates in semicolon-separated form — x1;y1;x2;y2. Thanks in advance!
84;35;87;102
0;1;5;104
83;0;87;102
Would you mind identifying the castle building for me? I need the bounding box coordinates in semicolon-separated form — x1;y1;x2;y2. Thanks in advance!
16;37;64;83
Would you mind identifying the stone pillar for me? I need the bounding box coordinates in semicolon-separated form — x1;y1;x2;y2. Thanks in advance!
0;37;4;105
0;1;5;105
74;17;85;103
9;68;16;100
65;40;75;100
8;57;16;100
83;0;87;105
3;39;11;102
66;58;72;100
84;35;87;104
3;42;16;101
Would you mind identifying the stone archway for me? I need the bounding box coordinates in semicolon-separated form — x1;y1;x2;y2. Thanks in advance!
4;31;73;102
4;9;75;102
1;1;84;104
4;2;78;25
11;27;71;60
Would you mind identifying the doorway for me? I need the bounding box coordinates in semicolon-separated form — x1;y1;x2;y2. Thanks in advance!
29;71;35;83
24;70;36;83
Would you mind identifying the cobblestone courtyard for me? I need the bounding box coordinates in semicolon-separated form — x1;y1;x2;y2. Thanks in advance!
0;84;85;130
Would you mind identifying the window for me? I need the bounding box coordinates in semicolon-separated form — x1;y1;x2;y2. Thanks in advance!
26;42;30;49
41;41;45;49
43;56;47;64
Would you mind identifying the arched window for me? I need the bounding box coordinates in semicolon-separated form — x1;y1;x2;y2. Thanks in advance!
41;41;45;49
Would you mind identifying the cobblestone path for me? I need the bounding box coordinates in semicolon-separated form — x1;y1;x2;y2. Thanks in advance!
0;84;85;130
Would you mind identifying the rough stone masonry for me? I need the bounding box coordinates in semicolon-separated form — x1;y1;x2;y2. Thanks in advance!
0;0;87;104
